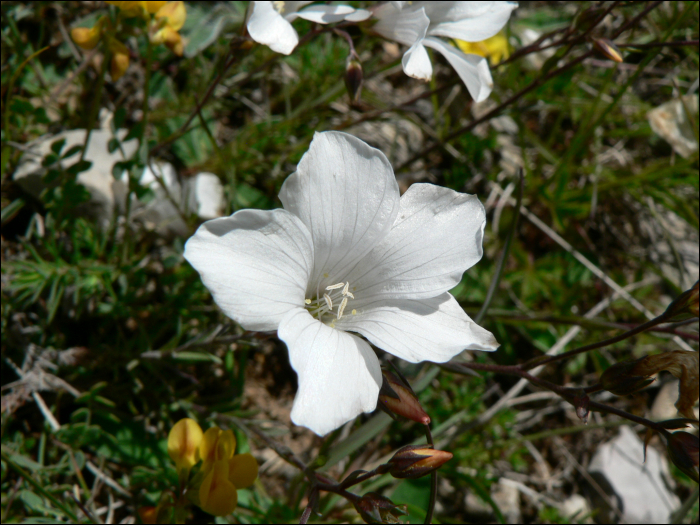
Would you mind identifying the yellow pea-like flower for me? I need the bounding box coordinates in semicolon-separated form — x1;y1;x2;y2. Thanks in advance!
199;460;238;516
71;26;101;50
455;32;510;65
228;453;258;490
155;1;186;31
167;418;204;474
199;427;236;473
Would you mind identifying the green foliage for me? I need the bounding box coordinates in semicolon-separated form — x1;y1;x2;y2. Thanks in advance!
2;1;698;523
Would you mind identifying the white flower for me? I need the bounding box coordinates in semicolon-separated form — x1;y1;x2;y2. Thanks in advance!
184;131;497;436
247;1;371;55
372;1;517;102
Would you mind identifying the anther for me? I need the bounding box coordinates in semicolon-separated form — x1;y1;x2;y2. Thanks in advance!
342;282;350;295
304;299;311;305
323;293;333;310
326;282;345;290
345;292;355;299
338;297;348;319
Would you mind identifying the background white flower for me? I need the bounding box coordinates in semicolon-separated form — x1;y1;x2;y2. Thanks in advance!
372;1;518;102
185;131;498;436
247;1;371;55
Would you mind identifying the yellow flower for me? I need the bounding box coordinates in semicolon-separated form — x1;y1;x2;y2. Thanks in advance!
199;426;236;472
198;454;258;516
455;32;510;65
167;418;204;474
71;26;102;50
155;1;186;31
151;1;187;55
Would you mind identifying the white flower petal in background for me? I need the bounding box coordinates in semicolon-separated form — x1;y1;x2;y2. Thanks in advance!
185;209;314;331
279;132;400;291
423;36;493;102
373;4;430;47
420;1;518;42
246;1;300;55
294;4;356;24
280;308;382;436
186;131;497;436
247;1;370;55
341;293;498;364
372;1;516;102
402;40;433;80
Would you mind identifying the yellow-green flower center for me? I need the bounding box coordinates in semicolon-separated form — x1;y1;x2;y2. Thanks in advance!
305;280;357;326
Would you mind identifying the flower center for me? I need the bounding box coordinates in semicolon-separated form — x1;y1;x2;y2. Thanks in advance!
305;280;357;326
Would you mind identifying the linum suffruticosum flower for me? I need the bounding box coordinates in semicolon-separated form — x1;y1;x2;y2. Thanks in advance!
372;1;517;102
167;419;258;517
184;131;498;436
246;1;371;55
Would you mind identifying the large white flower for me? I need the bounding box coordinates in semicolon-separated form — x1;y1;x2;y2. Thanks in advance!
185;131;497;436
372;1;517;102
247;1;371;55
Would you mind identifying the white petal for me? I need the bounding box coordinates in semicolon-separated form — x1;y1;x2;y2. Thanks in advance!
295;5;355;24
344;8;371;22
279;131;400;292
423;37;493;102
184;209;313;331
279;308;382;436
247;1;299;55
402;40;432;81
373;5;430;47
348;183;485;301
423;1;517;42
341;293;498;363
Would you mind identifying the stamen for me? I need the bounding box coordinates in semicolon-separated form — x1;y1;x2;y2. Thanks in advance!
304;299;311;305
342;282;350;295
326;282;345;290
337;297;348;319
345;292;355;299
323;293;333;310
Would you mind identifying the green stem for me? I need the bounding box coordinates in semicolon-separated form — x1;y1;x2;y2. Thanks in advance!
80;47;109;163
475;169;524;324
424;425;437;525
1;449;80;522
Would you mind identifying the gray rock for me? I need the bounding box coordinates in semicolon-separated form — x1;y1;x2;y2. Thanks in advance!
588;426;679;523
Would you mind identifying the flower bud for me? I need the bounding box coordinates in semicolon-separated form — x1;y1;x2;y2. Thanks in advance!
666;431;699;483
574;392;590;424
376;369;430;425
599;358;655;395
387;444;453;479
664;281;699;321
353;492;408;524
345;56;364;105
592;38;623;63
71;26;101;50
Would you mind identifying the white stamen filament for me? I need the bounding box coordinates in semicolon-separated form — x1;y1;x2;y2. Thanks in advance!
337;297;348;319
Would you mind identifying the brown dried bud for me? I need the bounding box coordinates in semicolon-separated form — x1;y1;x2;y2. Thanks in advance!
377;369;430;425
353;492;408;524
592;38;623;62
387;444;453;479
599;358;655;395
666;431;699;483
345;55;364;105
664;281;699;321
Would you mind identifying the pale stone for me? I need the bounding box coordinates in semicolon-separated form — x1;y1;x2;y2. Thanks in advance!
648;95;699;159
